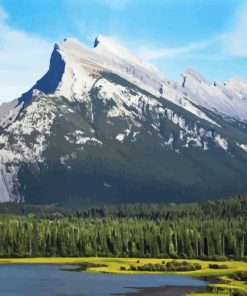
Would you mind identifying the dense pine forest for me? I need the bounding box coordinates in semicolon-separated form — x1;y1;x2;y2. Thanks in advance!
0;195;246;259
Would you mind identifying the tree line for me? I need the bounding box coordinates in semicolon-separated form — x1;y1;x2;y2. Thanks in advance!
0;195;246;259
73;195;247;220
0;216;245;259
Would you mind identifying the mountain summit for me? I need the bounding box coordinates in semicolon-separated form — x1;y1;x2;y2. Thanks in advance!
1;36;247;203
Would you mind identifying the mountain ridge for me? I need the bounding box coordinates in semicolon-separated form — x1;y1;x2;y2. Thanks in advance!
0;35;247;203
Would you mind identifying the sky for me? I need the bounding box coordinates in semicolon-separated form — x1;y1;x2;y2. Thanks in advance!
0;0;247;103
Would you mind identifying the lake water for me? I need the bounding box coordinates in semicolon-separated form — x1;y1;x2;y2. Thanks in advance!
0;264;207;296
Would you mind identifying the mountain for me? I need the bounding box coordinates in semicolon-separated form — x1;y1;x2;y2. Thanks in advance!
1;35;247;204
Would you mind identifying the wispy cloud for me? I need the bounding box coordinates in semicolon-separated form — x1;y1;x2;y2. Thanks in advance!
138;38;217;60
135;1;247;63
0;6;53;102
222;1;247;57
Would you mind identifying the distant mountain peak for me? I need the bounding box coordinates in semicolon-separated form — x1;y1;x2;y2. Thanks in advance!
227;76;247;91
183;68;210;85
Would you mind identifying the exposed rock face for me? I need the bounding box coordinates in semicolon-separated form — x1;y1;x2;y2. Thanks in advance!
1;36;247;203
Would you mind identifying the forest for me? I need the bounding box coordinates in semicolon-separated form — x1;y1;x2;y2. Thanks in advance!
0;195;246;258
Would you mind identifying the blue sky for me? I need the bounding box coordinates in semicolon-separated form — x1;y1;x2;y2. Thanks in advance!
0;0;247;102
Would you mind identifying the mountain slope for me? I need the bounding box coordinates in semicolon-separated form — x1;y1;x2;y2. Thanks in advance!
1;36;247;204
177;68;247;123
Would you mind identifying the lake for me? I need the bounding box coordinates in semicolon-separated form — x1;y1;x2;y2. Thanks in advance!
0;264;207;296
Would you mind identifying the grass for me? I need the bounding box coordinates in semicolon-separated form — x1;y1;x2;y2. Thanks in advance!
0;257;247;276
187;273;247;296
187;294;227;296
208;275;247;293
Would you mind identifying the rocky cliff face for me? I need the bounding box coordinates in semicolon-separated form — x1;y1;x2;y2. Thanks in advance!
1;36;247;203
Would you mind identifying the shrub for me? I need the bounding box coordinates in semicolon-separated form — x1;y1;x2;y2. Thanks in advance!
120;266;126;271
128;260;201;273
129;265;137;271
209;263;228;269
194;263;202;270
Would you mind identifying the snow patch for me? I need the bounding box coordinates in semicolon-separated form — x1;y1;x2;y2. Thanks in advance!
237;143;247;153
65;131;102;146
215;135;228;151
115;129;131;143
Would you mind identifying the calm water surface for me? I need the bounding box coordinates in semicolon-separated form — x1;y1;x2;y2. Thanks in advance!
0;264;206;296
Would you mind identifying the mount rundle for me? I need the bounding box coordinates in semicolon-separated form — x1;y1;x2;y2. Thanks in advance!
1;35;247;203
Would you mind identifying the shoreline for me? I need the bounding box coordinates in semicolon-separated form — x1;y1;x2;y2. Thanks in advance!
0;259;246;295
119;285;206;296
0;257;247;277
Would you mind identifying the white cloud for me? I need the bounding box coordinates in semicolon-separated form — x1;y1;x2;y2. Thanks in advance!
0;7;53;103
136;1;247;63
222;2;247;57
138;38;216;60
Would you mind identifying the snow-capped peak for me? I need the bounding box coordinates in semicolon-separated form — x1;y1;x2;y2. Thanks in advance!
178;68;247;122
226;77;247;99
16;35;247;127
57;37;89;58
16;35;218;126
30;35;169;103
182;68;210;85
93;34;159;73
57;35;160;76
